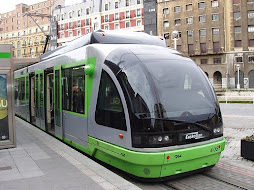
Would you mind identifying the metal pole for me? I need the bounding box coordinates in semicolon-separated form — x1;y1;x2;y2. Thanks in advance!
237;64;240;89
174;38;177;50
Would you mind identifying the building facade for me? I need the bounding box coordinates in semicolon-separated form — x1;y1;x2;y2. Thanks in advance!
53;0;144;46
0;0;64;58
157;0;254;89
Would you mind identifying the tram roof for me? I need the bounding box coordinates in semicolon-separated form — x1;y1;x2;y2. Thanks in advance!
40;30;166;61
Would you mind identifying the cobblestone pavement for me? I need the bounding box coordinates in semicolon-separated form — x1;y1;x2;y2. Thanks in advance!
219;103;254;170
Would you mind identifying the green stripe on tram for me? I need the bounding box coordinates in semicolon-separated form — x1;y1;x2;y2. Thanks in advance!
0;52;11;58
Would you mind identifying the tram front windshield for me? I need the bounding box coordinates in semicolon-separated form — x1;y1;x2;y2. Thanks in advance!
120;56;217;122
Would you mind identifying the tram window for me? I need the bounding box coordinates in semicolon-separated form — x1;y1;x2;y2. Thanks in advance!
62;66;85;114
19;77;25;101
25;77;29;101
95;70;127;131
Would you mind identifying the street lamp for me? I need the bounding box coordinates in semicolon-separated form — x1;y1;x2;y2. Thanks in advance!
171;30;179;50
236;64;240;89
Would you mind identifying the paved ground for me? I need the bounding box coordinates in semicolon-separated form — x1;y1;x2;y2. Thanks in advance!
0;117;140;190
220;103;254;170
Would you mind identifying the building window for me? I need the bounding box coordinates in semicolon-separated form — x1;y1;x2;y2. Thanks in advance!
105;4;109;11
198;2;205;9
61;14;64;20
248;26;254;32
77;20;81;27
137;0;141;4
200;43;207;53
186;17;193;24
186;4;193;11
174;6;181;13
126;0;130;6
163;8;169;15
233;0;240;4
248;11;254;18
78;30;81;36
86;29;90;34
234;12;241;19
211;0;219;7
249;39;254;46
200;29;206;36
213;42;220;52
69;32;73;37
115;13;119;20
235;40;242;47
234;26;241;33
249;56;254;62
175;19;181;26
212;14;219;21
78;10;81;17
69;12;73;19
126;11;130;18
163;21;169;27
125;22;130;28
69;22;73;29
164;33;170;39
187;30;193;37
115;2;119;8
201;59;208;64
137;9;141;16
86;8;90;15
17;20;20;25
105;25;109;30
115;23;119;29
137;20;141;26
212;28;219;35
235;56;243;62
86;18;89;25
214;58;221;64
188;44;194;54
199;15;206;22
105;15;109;22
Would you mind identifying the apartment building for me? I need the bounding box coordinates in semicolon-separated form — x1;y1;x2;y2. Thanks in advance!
53;0;144;46
0;0;64;58
157;0;254;89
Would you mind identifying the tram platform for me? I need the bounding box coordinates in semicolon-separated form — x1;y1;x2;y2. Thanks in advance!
0;117;141;190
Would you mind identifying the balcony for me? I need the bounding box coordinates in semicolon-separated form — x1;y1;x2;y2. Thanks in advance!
22;44;26;47
40;40;45;44
34;42;39;46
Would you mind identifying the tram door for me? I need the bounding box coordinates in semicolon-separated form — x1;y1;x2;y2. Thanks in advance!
54;66;63;139
34;71;46;130
30;76;36;125
46;73;55;134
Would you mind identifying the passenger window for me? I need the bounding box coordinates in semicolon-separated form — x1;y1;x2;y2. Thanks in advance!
62;66;85;114
95;70;127;131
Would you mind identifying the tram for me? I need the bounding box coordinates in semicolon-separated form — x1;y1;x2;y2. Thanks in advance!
14;30;225;180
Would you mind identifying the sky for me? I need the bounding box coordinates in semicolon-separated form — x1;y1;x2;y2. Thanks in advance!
0;0;83;14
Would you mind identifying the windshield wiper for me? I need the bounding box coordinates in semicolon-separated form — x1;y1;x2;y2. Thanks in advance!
140;117;212;133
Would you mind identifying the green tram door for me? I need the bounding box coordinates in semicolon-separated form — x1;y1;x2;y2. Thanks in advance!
54;66;63;139
34;71;45;130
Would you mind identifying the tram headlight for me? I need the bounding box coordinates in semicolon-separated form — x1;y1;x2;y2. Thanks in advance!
213;126;223;135
164;135;170;142
158;136;163;142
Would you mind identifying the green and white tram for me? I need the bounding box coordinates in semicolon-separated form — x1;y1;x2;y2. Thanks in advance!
14;30;225;180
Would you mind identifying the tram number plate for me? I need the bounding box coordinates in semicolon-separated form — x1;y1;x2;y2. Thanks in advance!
184;132;203;140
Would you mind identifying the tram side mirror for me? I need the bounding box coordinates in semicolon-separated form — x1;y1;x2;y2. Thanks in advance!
84;63;95;76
